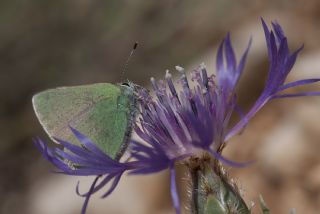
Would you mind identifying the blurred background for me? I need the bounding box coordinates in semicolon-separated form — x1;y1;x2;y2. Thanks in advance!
1;0;320;213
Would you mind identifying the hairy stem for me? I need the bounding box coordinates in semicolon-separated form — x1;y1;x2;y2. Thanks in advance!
187;155;250;214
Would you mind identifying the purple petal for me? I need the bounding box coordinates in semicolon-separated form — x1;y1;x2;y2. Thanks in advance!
209;149;254;168
261;18;271;58
76;181;88;197
55;148;106;167
170;163;181;214
269;32;278;64
166;70;179;99
53;137;102;160
62;169;115;176
54;137;115;164
277;79;320;92
81;176;100;214
225;33;236;71
233;104;246;121
216;40;224;72
285;45;304;72
34;138;72;171
225;94;270;141
76;173;123;198
277;38;289;63
271;21;286;41
101;173;123;198
69;126;110;159
129;165;168;174
89;174;117;196
273;91;320;99
236;38;252;83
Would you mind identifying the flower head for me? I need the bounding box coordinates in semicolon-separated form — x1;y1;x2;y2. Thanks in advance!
35;19;320;214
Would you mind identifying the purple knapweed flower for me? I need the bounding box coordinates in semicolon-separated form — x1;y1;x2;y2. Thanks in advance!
34;19;320;214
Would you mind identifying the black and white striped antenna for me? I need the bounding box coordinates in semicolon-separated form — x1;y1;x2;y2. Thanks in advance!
120;42;138;83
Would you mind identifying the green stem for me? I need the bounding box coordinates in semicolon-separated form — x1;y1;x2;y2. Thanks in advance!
187;155;250;214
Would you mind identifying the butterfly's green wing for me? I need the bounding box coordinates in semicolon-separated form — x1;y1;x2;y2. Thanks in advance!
32;83;137;160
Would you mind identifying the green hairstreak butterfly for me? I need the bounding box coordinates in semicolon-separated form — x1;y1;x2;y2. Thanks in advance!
33;43;139;160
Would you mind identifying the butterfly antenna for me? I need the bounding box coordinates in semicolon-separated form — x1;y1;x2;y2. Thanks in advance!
120;42;138;83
